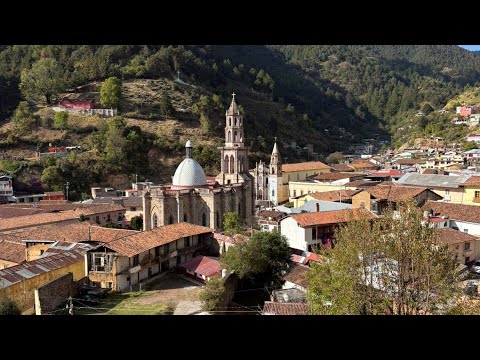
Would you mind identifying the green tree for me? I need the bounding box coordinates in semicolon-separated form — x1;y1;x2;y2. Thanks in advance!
0;296;20;315
100;76;122;109
159;90;175;118
130;215;143;231
221;231;291;288
53;111;68;130
463;141;478;151
11;101;38;133
41;165;64;191
223;212;241;234
19;58;65;104
421;103;434;115
199;276;226;312
307;201;459;315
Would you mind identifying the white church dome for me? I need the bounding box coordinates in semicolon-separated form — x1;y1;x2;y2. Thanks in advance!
172;141;207;188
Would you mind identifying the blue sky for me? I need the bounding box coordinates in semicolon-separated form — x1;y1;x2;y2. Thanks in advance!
459;45;480;51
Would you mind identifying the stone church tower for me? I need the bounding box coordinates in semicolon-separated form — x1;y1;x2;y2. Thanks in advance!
268;139;282;205
216;93;250;185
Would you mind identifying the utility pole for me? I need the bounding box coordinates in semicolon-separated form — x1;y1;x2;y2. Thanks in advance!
65;182;70;201
67;296;73;315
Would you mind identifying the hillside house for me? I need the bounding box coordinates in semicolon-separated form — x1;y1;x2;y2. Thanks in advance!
433;228;477;265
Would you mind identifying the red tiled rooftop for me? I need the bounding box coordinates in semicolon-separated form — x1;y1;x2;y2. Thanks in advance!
331;164;355;172
282;162;331;173
365;184;431;202
180;255;222;278
462;176;480;187
433;228;478;246
0;240;26;264
283;264;311;288
424;201;480;224
105;223;213;257
291;208;377;227
311;172;366;181
307;190;360;202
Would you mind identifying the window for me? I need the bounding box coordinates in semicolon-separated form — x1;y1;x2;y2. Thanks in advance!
168;215;174;224
96;216;100;224
184;213;188;222
133;255;139;266
360;201;365;209
163;243;170;255
312;227;317;240
293;190;297;197
445;190;450;196
272;190;275;197
177;256;182;266
40;250;44;255
131;207;137;212
155;246;160;257
464;229;469;234
465;242;471;251
475;190;480;198
300;190;304;196
185;237;191;247
202;212;207;227
152;214;158;228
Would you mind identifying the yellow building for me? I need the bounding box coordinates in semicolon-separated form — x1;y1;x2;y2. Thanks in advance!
0;244;89;314
460;176;480;206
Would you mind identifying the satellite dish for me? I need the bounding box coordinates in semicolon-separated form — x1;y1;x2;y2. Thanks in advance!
282;293;290;302
49;143;53;147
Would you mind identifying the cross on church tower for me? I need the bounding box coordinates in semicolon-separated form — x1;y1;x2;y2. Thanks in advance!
232;92;236;100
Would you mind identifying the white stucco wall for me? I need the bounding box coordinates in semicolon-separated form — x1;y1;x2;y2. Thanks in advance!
280;217;308;251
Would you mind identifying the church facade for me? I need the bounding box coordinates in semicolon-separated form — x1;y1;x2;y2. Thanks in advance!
143;94;254;231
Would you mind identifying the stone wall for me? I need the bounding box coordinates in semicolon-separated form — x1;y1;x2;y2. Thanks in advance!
34;273;74;315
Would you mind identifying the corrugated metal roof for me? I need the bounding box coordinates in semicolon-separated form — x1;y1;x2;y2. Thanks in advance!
397;173;470;189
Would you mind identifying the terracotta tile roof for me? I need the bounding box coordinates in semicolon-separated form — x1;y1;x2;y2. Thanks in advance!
365;184;430;202
331;164;355;172
290;208;377;227
105;223;213;257
462;176;480;187
349;160;377;170
308;190;360;202
0;247;91;289
424;201;480;224
257;210;285;220
291;252;322;265
37;200;69;205
282;162;331;173
311;172;366;181
262;302;309;315
0;206;47;219
433;228;478;246
368;169;404;177
44;191;64;196
180;255;222;277
0;205;125;232
394;158;426;165
3;223;138;244
283;264;310;288
0;240;25;264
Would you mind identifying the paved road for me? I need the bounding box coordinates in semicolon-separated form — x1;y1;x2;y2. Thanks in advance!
173;300;202;315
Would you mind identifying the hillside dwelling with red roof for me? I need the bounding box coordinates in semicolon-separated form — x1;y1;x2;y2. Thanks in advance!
280;208;377;252
60;98;95;109
85;223;213;291
179;255;222;283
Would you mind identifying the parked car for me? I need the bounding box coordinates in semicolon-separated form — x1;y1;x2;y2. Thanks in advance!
470;260;480;274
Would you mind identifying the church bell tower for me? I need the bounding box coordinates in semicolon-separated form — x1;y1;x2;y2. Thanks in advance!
216;93;249;185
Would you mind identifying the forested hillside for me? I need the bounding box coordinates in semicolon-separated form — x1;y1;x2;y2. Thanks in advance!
0;45;479;199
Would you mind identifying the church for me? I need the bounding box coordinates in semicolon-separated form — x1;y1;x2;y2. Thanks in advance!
143;94;254;231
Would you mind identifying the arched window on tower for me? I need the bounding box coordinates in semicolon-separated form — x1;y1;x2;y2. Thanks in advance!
184;213;188;222
202;212;207;227
168;215;174;224
228;131;232;142
272;189;275;197
225;155;229;174
234;132;237;142
229;117;232;126
272;167;275;174
152;213;158;228
230;155;235;173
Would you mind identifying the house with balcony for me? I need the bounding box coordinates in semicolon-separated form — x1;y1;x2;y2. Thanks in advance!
85;222;213;291
280;208;377;252
423;201;480;259
433;228;476;265
351;184;442;215
257;210;286;232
